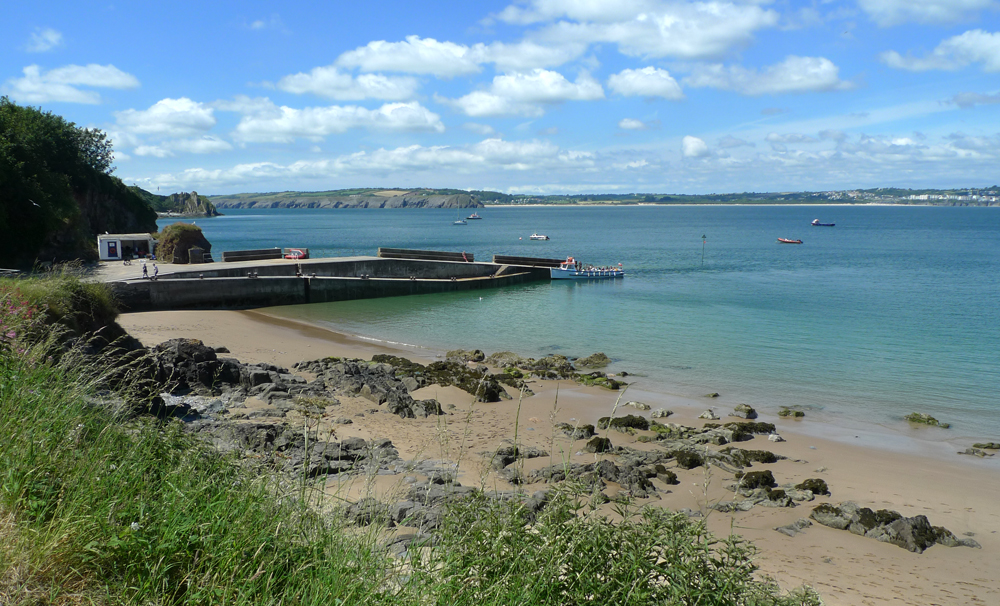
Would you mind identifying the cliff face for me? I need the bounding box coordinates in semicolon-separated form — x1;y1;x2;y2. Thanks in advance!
163;191;220;216
212;192;481;210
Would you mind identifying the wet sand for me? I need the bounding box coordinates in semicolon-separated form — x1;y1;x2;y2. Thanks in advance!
119;309;1000;606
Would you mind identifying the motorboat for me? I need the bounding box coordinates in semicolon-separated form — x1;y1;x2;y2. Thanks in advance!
453;219;467;225
777;238;803;244
529;233;549;240
550;256;625;280
811;219;835;226
284;248;308;259
467;212;482;220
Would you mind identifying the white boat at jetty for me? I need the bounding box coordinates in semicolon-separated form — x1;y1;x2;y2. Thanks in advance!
529;233;549;240
550;256;625;280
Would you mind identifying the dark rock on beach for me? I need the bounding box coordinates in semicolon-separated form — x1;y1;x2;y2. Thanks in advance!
809;501;981;553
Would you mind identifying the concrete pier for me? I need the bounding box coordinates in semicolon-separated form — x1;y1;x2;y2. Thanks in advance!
110;255;549;311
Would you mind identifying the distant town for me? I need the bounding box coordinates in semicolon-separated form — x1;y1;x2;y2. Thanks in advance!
481;186;1000;206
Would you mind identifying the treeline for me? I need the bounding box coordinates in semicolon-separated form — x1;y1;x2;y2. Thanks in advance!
0;97;156;268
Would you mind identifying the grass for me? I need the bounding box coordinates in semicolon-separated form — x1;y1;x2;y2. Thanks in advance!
0;274;822;605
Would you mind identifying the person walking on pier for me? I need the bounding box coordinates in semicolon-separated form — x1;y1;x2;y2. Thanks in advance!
141;260;148;279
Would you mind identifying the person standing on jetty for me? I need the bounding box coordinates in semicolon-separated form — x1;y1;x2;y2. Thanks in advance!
141;260;148;279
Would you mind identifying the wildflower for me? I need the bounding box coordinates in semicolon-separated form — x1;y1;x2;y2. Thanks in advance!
130;522;141;531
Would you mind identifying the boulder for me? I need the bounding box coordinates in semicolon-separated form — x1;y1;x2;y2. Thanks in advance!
554;422;596;440
650;408;674;418
698;410;720;420
625;400;651;411
729;404;758;419
576;352;611;368
584;436;613;453
774;518;813;537
904;412;950;428
778;408;805;418
598;414;649;431
809;502;981;553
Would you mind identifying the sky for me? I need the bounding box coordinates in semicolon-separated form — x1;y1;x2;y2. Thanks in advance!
3;0;999;195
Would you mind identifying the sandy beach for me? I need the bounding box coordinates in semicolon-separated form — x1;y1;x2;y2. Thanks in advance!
119;309;1000;606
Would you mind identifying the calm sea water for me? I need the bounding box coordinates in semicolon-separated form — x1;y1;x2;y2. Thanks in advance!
159;205;1000;439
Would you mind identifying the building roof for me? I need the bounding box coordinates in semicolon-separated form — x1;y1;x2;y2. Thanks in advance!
97;233;156;240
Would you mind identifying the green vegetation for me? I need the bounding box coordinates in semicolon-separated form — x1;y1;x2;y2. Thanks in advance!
0;274;821;605
130;188;220;216
155;223;211;264
1;97;157;268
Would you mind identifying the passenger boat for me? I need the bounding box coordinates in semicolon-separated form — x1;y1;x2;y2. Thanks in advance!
777;238;803;244
550;257;625;280
811;219;835;226
467;212;482;220
529;233;549;240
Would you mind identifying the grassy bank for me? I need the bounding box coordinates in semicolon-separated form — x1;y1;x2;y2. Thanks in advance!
0;274;820;605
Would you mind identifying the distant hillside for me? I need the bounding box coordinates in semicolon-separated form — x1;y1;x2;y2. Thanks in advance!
130;188;220;217
1;97;157;267
209;189;483;209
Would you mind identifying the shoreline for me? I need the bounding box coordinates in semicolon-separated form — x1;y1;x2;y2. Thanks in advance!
118;309;1000;606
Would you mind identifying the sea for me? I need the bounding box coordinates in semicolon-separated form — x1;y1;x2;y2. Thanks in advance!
158;205;1000;445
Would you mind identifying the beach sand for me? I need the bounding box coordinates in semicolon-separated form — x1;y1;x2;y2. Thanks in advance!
119;309;1000;606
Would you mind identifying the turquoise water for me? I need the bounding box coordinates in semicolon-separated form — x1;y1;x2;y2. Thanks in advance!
159;206;1000;438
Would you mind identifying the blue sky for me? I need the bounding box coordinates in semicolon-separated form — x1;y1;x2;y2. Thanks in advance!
3;0;999;195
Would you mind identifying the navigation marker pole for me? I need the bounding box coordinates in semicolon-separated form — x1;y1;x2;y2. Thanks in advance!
701;235;706;266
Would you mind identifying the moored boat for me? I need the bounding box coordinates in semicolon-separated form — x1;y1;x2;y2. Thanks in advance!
777;238;803;244
811;219;835;226
529;233;549;240
467;212;482;220
550;256;625;280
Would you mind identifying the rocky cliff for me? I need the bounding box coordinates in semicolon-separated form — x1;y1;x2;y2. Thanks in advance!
162;191;220;217
211;191;481;210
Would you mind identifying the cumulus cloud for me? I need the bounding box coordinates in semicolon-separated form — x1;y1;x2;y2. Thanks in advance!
950;91;1000;107
881;30;1000;72
618;118;647;130
480;40;587;72
684;56;853;95
337;36;481;77
232;101;445;143
682;135;709;158
857;0;996;26
115;98;217;137
2;63;140;104
26;28;63;52
441;69;604;117
502;1;779;59
132;136;233;157
276;66;419;100
607;67;684;99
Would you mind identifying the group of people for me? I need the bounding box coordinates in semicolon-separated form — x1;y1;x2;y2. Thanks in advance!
140;260;158;280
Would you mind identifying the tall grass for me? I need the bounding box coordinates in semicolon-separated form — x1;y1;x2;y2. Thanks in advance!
0;275;821;605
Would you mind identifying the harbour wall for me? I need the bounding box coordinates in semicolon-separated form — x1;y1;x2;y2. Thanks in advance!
112;256;549;311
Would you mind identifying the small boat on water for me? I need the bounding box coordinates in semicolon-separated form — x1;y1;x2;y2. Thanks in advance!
467;212;482;220
453;219;467;225
550;256;625;280
529;233;549;240
777;238;803;244
811;219;835;226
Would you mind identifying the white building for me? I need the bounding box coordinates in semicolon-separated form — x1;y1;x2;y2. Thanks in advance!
97;233;157;261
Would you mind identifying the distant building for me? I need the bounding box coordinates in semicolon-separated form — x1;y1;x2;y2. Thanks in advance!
98;233;157;261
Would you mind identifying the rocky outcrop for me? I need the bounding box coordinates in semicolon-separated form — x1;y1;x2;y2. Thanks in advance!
293;357;444;418
161;191;220;217
809;502;980;553
368;354;508;403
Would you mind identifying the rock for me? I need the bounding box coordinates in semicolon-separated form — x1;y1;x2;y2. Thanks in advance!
905;412;950;428
778;408;805;418
809;502;981;553
729;404;758;419
445;349;485;363
583;436;613;453
576;352;611;368
650;408;674;418
598;414;649;431
554;422;596;440
958;447;994;457
625;400;651;411
485;445;549;470
719;447;782;467
768;433;785;442
703;392;720;398
775;518;813;537
738;470;777;490
671;450;705;470
795;478;831;496
698;410;720;420
972;442;1000;449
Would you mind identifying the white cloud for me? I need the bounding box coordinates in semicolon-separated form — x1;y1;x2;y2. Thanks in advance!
950;91;1000;107
134;145;172;158
232;101;445;143
857;0;996;26
718;135;753;148
481;40;587;72
463;122;497;135
26;28;63;52
529;2;779;60
133;136;233;157
275;66;419;101
337;36;481;77
116;98;216;137
618;118;647;130
607;67;684;99
684;56;853;95
2;63;140;104
881;30;1000;73
442;69;604;117
682;135;709;158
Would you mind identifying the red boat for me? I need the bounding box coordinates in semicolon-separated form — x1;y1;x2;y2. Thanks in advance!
777;238;803;244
